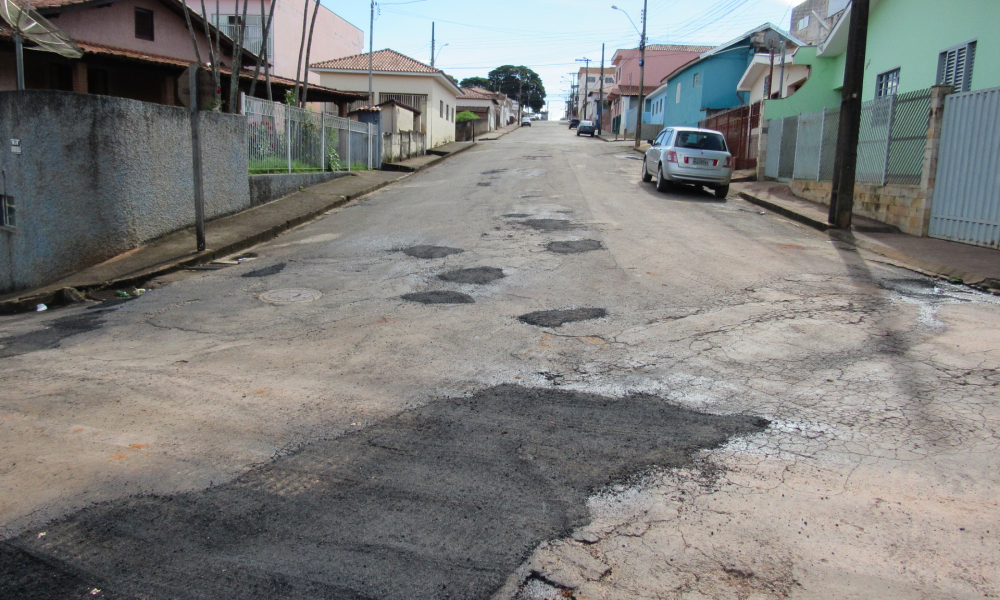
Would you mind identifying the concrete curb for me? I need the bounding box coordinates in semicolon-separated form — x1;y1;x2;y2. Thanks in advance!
385;142;476;171
738;190;831;232
0;176;403;315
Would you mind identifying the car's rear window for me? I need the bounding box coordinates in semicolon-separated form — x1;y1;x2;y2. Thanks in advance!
580;121;593;126
674;131;727;151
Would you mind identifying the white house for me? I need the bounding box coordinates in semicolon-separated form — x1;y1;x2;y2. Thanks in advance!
736;51;812;103
311;49;462;147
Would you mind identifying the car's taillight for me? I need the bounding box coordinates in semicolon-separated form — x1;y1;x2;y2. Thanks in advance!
666;151;677;163
724;156;733;168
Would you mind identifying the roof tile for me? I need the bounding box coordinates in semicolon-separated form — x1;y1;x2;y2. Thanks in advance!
312;49;441;74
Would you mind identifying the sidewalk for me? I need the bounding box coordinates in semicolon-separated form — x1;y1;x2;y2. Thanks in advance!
476;122;520;141
0;170;407;313
733;180;1000;292
383;141;475;172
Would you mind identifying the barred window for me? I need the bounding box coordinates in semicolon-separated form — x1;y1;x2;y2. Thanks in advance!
875;68;900;98
938;41;976;93
1;195;15;229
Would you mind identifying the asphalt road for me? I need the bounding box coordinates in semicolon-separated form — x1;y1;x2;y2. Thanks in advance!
2;121;999;599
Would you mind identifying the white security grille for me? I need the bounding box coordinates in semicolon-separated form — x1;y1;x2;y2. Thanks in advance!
214;14;273;61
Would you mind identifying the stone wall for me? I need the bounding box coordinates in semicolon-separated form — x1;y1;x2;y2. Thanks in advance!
0;90;248;294
789;180;929;236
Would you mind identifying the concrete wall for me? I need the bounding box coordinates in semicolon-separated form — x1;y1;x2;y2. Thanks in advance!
382;131;426;163
0;91;248;295
789;180;930;236
249;171;348;207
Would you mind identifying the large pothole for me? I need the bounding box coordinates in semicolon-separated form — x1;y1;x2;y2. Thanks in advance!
518;308;607;327
546;240;603;254
401;245;465;259
438;267;505;284
402;291;475;304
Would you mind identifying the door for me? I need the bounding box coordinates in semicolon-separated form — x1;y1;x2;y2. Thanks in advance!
647;129;671;173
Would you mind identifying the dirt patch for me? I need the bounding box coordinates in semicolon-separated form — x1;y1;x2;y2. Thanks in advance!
518;308;608;328
401;246;465;259
438;267;505;285
401;291;475;304
0;385;767;600
546;240;603;254
241;262;286;278
521;219;579;232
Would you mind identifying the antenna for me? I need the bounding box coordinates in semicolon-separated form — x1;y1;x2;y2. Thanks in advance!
0;0;83;89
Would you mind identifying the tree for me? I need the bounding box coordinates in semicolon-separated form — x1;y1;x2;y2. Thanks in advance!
460;76;490;89
445;74;459;86
487;66;545;112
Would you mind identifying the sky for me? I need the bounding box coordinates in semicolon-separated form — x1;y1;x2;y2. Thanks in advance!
326;0;802;117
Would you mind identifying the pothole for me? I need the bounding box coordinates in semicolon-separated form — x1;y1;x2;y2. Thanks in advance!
504;213;531;218
241;262;286;278
402;291;475;304
547;240;603;254
438;267;505;284
401;245;465;259
518;308;607;327
481;168;508;175
259;288;322;304
478;182;492;187
521;219;579;232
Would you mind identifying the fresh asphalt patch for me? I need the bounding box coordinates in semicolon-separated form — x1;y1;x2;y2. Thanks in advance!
401;245;465;259
546;240;603;254
0;385;769;600
241;262;286;278
437;267;505;285
401;291;475;304
518;308;608;328
520;220;579;232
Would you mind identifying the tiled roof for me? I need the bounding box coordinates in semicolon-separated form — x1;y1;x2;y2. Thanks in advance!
615;84;659;96
646;44;715;52
312;49;441;74
24;0;92;8
458;87;496;100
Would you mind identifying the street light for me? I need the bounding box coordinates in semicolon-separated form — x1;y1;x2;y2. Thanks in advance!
434;43;449;66
612;3;647;147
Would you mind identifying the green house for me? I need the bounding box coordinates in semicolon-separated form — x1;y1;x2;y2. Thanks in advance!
765;0;1000;120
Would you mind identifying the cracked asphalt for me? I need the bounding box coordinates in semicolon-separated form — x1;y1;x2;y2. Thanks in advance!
2;121;999;599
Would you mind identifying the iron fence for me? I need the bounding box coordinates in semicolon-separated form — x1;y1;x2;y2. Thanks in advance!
243;94;377;173
699;101;761;171
763;87;932;185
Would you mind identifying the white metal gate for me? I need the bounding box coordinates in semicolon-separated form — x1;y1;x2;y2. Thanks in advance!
929;86;1000;249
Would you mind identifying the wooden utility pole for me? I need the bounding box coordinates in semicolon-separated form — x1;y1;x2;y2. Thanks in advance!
634;0;648;147
829;0;870;229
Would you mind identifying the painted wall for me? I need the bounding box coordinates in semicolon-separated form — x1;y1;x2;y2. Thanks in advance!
212;0;363;84
49;0;216;64
649;44;755;128
315;71;458;147
763;47;844;120
744;62;811;104
862;0;1000;100
0;91;249;294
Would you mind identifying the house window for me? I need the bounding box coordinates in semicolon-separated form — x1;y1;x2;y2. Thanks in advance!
49;63;73;91
605;76;613;84
797;15;810;30
938;41;976;93
88;68;110;95
875;68;900;97
587;76;596;83
1;195;14;229
693;73;699;88
440;100;444;118
644;98;651;111
676;82;682;103
135;8;154;41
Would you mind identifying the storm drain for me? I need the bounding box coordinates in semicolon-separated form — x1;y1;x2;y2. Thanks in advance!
547;240;603;254
518;308;607;327
401;245;465;259
241;262;286;278
521;219;579;232
259;289;322;304
402;291;475;304
438;267;505;284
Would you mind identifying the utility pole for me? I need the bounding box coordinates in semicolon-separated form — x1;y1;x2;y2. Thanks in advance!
430;22;435;67
576;57;591;120
368;0;375;105
634;0;647;147
598;44;605;133
829;0;870;229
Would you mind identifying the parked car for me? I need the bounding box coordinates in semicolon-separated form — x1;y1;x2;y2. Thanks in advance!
576;120;597;136
641;127;732;198
521;117;532;127
569;118;580;129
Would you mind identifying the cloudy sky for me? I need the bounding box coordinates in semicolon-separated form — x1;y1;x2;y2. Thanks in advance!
329;0;801;116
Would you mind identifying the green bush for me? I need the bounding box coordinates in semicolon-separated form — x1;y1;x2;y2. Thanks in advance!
455;111;480;123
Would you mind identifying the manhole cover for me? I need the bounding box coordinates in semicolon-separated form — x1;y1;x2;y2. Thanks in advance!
438;267;505;284
401;245;465;259
519;308;607;327
260;288;322;304
402;291;475;304
547;240;603;254
521;219;579;231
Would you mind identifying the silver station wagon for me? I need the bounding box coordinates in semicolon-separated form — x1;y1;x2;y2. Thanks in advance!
642;127;733;198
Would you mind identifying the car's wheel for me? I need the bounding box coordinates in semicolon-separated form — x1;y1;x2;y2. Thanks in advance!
576;131;580;136
590;132;595;137
656;164;670;192
715;184;730;199
641;158;653;182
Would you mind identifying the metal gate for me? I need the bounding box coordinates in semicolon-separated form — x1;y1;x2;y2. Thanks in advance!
700;102;761;171
929;86;1000;249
